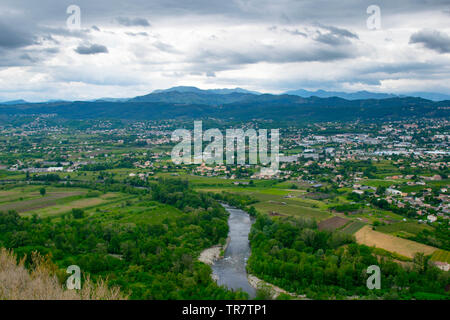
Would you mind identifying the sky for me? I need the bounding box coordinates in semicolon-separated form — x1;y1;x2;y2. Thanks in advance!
1;0;450;101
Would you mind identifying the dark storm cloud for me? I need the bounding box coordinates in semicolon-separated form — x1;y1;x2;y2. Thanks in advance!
41;34;60;45
409;29;450;53
115;17;151;27
1;0;446;28
0;46;59;67
74;43;109;55
0;17;61;67
314;32;351;46
319;25;358;39
0;53;29;67
313;25;359;46
19;53;36;62
0;22;36;48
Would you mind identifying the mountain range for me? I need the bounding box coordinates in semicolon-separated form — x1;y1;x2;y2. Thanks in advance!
0;86;448;123
284;89;450;101
129;88;256;105
151;86;260;95
2;86;450;105
0;99;29;105
90;87;450;105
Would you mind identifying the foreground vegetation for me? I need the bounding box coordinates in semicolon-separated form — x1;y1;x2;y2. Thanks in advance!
0;248;125;300
247;213;450;300
0;179;247;299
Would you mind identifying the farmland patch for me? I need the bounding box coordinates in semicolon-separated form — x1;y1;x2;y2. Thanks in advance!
355;226;437;259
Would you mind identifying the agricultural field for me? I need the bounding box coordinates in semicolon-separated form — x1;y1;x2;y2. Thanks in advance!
88;200;184;226
24;192;131;217
376;221;434;238
196;184;331;221
253;200;330;220
318;216;350;231
355;226;438;259
340;221;365;234
0;186;53;203
431;250;450;264
0;187;87;213
0;186;131;218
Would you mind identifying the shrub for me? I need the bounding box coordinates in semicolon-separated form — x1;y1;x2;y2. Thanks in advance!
72;208;85;219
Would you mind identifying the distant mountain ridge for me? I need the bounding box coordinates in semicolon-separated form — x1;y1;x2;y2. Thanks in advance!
93;97;130;102
129;86;258;105
284;89;450;101
285;89;399;100
0;99;28;105
403;92;450;102
152;86;260;95
1;94;448;122
128;86;450;104
1;86;449;123
2;86;450;104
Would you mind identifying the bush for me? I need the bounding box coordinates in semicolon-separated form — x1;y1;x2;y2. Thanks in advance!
72;208;84;219
85;191;101;198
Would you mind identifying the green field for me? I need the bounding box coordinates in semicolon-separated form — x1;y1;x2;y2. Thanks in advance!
89;200;184;225
0;186;133;218
0;187;86;213
195;183;331;221
253;201;330;220
24;192;131;217
340;221;366;234
377;221;433;238
431;250;450;263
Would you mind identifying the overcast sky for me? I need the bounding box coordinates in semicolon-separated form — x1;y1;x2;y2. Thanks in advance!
1;0;450;101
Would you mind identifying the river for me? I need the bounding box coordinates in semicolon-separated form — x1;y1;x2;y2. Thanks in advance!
212;204;256;298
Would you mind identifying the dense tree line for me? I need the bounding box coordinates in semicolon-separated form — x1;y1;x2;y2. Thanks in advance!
412;221;450;251
31;173;61;182
209;191;258;214
247;214;449;299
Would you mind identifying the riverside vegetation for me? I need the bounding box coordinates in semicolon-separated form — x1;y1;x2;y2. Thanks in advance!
247;213;449;299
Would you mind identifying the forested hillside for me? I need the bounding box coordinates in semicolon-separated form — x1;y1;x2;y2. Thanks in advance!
0;95;448;122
